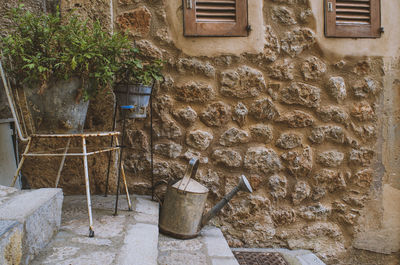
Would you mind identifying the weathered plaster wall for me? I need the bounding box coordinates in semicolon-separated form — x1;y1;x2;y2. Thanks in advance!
310;1;400;58
352;57;400;255
6;0;399;263
165;0;265;56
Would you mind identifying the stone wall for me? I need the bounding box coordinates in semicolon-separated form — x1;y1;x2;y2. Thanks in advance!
108;0;384;261
0;0;45;120
7;0;394;262
0;0;59;119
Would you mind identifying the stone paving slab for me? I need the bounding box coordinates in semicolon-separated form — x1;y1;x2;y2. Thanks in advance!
158;226;239;265
0;186;18;206
117;223;158;265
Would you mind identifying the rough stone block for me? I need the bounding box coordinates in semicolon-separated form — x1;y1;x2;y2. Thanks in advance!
116;7;152;36
0;220;23;265
0;188;63;264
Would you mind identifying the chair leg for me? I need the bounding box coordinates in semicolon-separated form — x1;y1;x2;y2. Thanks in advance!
55;138;71;188
121;161;132;211
12;137;32;187
82;137;94;237
115;137;133;211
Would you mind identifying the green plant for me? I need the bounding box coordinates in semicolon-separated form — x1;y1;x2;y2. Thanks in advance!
116;47;164;86
0;5;140;101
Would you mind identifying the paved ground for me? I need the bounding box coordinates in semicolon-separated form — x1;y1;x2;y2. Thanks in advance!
31;195;159;265
30;194;240;265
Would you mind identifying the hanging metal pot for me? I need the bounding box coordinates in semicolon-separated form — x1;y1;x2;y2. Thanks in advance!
114;83;153;119
159;158;253;239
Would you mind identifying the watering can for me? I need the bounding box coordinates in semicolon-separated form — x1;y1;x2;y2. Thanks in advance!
159;158;253;239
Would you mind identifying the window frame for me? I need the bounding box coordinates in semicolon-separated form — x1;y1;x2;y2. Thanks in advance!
183;0;249;37
324;0;381;38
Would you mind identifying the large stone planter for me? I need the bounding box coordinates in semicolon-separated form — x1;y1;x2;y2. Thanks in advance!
24;77;89;133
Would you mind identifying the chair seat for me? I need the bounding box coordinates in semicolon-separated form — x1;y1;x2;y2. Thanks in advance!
31;131;121;138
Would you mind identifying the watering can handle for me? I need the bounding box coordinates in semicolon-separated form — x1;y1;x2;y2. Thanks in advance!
178;158;199;191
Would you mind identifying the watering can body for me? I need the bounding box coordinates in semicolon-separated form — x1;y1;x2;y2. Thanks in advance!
159;178;209;239
159;158;253;239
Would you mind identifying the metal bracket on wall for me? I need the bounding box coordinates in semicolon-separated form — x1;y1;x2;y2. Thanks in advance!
327;2;333;12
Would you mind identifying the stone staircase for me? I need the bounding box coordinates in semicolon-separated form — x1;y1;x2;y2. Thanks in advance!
30;194;239;265
3;192;326;265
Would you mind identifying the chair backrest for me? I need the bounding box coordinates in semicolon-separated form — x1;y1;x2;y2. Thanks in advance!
0;59;31;141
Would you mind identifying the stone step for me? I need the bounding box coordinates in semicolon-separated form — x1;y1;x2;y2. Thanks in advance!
157;222;326;265
0;186;63;264
158;226;239;265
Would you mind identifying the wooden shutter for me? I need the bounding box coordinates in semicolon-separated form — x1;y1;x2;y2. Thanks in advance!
325;0;381;38
183;0;248;37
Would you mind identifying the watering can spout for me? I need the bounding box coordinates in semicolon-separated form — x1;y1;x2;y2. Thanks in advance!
200;175;253;228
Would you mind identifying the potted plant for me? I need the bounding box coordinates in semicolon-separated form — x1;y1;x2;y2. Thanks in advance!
114;48;164;118
0;5;131;133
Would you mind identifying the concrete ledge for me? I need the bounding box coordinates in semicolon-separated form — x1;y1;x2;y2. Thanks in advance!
201;226;238;265
0;187;63;264
211;257;241;265
297;253;326;265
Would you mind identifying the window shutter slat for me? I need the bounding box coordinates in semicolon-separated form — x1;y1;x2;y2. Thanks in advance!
184;0;248;37
196;0;236;22
325;0;381;38
196;0;236;4
336;0;371;24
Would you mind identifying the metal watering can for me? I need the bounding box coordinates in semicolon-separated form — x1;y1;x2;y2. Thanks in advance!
159;158;253;239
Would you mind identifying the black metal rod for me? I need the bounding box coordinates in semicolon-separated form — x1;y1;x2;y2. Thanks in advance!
150;90;154;201
104;101;118;197
114;109;127;216
10;122;18;167
114;91;152;96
